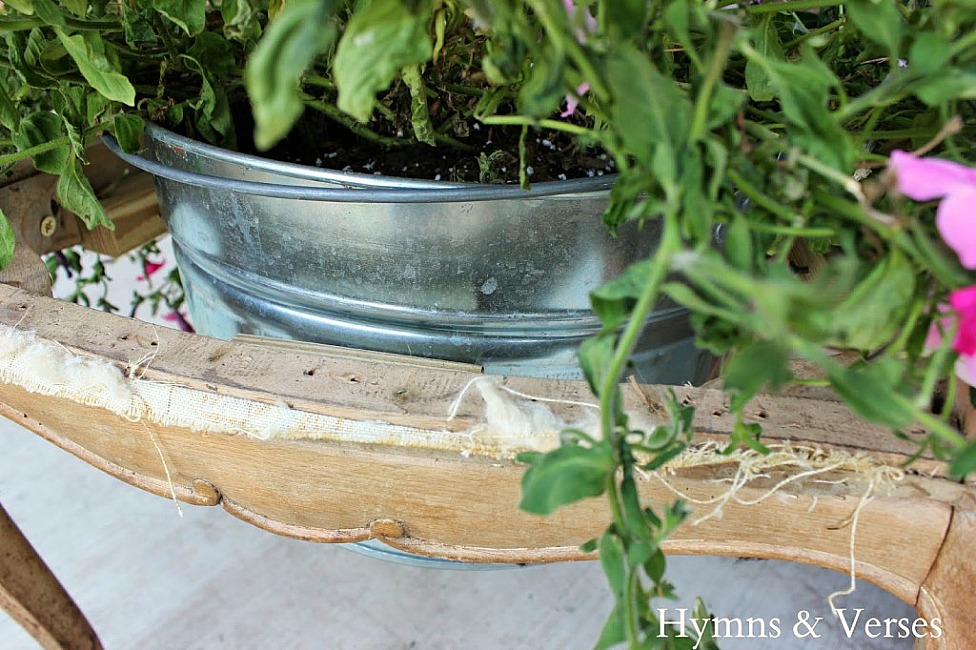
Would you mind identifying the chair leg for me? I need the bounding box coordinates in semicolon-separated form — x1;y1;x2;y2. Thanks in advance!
0;501;101;649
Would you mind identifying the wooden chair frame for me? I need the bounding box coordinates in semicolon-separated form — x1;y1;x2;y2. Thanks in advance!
0;159;972;648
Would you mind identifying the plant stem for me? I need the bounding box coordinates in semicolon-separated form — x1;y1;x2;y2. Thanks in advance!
745;0;845;14
835;72;919;121
690;21;736;142
599;212;680;438
478;115;604;140
433;133;476;151
795;153;865;201
0;136;70;168
441;82;491;97
782;18;846;49
304;99;414;148
726;168;797;221
914;408;967;450
949;29;976;57
304;73;336;90
748;222;838;237
625;565;642;647
0;16;120;32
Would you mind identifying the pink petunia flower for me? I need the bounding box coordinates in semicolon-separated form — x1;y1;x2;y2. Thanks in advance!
560;1;597;117
889;150;976;269
163;310;195;333
560;82;590;118
950;286;976;356
137;259;166;281
926;286;976;386
563;0;598;43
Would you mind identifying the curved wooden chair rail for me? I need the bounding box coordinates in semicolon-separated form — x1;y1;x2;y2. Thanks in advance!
0;169;973;648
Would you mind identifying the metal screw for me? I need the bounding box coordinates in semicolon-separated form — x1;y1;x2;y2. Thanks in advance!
39;215;57;238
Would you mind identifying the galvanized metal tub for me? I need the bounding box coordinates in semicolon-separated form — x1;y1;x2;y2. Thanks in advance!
108;124;712;383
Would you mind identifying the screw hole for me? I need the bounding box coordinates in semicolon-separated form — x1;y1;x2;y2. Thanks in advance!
49;199;60;216
303;368;316;377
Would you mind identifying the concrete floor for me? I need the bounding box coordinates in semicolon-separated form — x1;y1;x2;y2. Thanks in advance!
0;242;916;649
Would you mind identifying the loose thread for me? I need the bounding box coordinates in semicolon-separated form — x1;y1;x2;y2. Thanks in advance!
143;422;183;518
447;375;492;421
447;374;599;421
12;304;33;330
827;475;877;614
125;325;161;380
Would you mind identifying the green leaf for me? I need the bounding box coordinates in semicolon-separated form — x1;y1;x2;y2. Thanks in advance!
847;0;905;60
590;258;653;331
155;0;207;36
221;0;263;42
0;76;20;130
914;71;976;106
627;540;655;569
517;442;614;515
60;0;87;17
644;548;666;583
30;0;65;26
726;417;770;454
120;2;158;46
724;214;754;272
599;530;626;598
516;47;566;118
691;598;720;650
334;0;433;123
180;54;233;144
594;605;626;650
0;208;15;270
5;29;58;89
188;32;239;80
245;0;338;150
680;149;713;241
604;0;645;38
643;442;686;471
950;440;976;477
706;83;746;131
745;15;784;102
113;114;145;154
402;64;435;146
56;156;113;231
3;0;35;15
606;43;690;178
756;48;852;170
12;111;68;173
621;474;651;540
578;333;616;396
826;358;914;429
908;32;952;75
55;29;135;106
832;251;915;351
722;339;792;410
